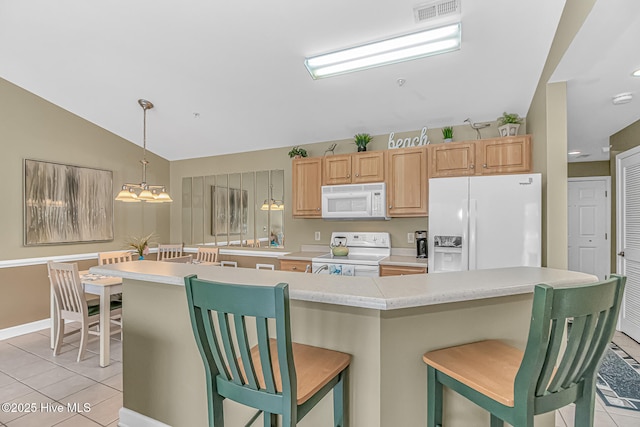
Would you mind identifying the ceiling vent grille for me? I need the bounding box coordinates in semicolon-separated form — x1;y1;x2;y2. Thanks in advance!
414;0;460;23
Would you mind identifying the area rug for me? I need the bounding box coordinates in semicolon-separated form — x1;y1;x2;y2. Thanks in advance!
596;342;640;411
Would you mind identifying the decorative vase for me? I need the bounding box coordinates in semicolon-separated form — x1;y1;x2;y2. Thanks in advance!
498;123;520;137
443;138;453;143
357;146;367;152
139;255;144;260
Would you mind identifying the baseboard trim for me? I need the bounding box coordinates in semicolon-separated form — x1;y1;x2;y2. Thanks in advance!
0;318;50;341
119;408;171;427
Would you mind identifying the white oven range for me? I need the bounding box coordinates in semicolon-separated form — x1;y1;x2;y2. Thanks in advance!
311;232;390;277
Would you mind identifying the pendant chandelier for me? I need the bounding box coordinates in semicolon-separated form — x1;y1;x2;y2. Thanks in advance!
115;99;172;203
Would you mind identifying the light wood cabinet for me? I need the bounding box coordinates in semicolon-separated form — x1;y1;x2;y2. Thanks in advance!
478;136;531;175
292;157;322;218
429;142;476;177
380;265;427;276
386;146;428;217
280;259;312;273
429;135;532;178
323;151;385;185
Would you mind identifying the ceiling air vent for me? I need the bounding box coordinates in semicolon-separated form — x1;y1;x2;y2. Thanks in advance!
414;0;461;23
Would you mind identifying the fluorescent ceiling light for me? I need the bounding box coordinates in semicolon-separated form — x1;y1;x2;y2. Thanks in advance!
568;150;581;155
305;23;461;79
633;68;640;77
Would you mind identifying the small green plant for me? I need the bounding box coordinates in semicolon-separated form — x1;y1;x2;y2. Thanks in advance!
442;126;453;140
498;112;523;125
288;146;308;158
126;232;155;257
354;133;372;149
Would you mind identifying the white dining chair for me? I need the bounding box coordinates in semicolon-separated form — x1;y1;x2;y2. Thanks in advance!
162;255;193;264
256;263;275;270
157;244;184;261
47;261;122;362
98;251;135;265
220;261;238;268
196;247;219;263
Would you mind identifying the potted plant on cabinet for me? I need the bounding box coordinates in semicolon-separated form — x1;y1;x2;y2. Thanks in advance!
442;126;453;142
354;133;372;152
288;146;308;159
497;112;523;137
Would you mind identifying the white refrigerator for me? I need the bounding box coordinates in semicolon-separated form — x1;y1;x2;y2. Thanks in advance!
428;174;541;273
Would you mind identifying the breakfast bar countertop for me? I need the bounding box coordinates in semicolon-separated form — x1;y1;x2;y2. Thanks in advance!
91;262;597;311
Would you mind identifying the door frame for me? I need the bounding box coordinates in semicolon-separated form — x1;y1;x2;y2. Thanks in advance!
567;176;611;279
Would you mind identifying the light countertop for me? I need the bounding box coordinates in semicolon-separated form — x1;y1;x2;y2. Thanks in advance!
91;262;597;311
278;251;429;268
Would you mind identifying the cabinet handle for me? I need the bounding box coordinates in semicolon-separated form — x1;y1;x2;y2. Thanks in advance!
389;205;393;209
469;164;474;169
347;174;351;178
316;207;320;211
483;164;487;168
292;266;297;270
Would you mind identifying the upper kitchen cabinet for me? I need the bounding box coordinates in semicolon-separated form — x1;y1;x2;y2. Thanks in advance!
323;151;385;185
429;135;532;178
429;142;476;177
387;146;428;217
292;157;322;218
478;135;531;175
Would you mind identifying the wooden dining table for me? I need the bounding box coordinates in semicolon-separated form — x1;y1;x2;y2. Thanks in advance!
49;271;123;367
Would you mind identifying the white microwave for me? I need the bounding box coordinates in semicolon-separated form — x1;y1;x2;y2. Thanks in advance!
321;183;388;220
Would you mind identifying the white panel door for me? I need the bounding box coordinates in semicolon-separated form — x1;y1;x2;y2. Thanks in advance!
568;178;610;280
617;146;640;342
469;174;541;270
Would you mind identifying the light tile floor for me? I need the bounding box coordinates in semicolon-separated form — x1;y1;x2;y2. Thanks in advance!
0;324;121;427
555;331;640;427
0;327;638;426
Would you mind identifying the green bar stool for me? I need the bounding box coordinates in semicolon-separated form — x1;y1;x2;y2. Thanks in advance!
423;275;626;427
184;275;351;427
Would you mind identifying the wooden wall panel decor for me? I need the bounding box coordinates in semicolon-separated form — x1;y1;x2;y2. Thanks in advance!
24;159;113;245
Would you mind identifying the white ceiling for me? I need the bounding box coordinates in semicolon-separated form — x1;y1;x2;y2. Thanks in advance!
551;0;640;163
1;0;612;163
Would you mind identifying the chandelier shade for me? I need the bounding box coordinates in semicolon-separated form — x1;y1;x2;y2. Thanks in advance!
115;99;172;203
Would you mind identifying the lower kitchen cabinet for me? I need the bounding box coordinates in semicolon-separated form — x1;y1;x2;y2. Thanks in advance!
380;265;427;276
280;259;312;273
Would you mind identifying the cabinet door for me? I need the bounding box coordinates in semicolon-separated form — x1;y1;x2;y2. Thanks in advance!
292;157;322;217
380;265;427;276
387;146;428;217
429;142;476;178
323;154;352;185
478;136;531;175
280;259;311;273
353;151;385;183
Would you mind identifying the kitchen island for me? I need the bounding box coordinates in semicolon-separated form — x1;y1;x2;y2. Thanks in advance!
91;262;597;427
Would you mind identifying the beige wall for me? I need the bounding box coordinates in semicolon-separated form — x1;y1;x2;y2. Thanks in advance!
526;0;597;268
0;77;171;328
567;161;610;177
170;122;511;251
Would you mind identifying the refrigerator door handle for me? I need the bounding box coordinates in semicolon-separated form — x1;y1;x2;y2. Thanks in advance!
469;198;477;270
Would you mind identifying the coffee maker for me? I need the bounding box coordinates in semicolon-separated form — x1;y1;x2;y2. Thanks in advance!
415;231;427;258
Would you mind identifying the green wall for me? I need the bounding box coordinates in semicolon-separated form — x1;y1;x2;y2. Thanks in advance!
567;161;610;177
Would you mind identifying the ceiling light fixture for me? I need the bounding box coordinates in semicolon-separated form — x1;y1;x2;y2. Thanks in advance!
304;23;461;79
568;150;582;155
612;92;633;105
260;199;285;211
115;99;172;203
633;68;640;77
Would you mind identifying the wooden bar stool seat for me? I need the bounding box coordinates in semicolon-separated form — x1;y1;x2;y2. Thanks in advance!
184;275;351;426
423;275;626;427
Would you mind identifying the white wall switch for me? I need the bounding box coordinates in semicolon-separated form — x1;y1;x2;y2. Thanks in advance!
315;231;321;241
407;232;415;244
